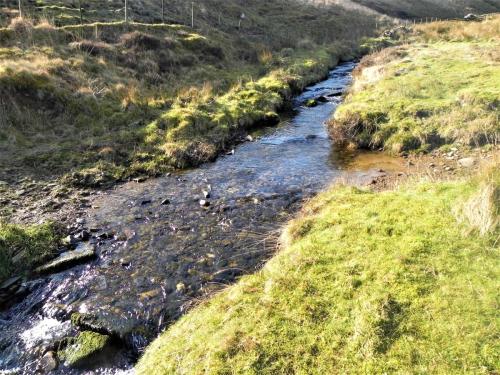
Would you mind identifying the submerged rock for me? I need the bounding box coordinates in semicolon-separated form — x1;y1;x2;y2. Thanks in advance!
36;243;96;274
304;99;318;107
39;351;58;373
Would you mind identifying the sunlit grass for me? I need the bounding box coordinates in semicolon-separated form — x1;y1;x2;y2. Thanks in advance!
329;16;500;153
137;161;499;374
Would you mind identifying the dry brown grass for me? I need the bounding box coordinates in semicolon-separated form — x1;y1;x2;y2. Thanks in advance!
7;16;33;34
415;14;500;42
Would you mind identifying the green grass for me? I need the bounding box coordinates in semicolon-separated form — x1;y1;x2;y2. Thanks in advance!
136;163;499;374
0;4;373;186
0;222;59;282
329;16;500;154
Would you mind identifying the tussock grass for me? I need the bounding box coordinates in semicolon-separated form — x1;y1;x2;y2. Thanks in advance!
137;162;500;374
414;14;500;42
0;222;59;282
329;16;500;154
455;157;500;236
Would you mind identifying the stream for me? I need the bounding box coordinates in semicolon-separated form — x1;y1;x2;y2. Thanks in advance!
0;62;403;374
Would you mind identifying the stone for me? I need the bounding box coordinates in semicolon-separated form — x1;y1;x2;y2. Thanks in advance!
39;351;58;373
75;230;90;241
0;276;22;291
327;91;342;97
161;198;171;205
212;268;243;282
120;258;131;267
304;99;318;107
36;243;96;274
133;176;147;183
176;282;186;292
60;331;112;368
199;199;210;207
202;190;211;199
458;157;475;168
316;95;328;103
464;13;479;21
245;135;254;142
63;235;79;247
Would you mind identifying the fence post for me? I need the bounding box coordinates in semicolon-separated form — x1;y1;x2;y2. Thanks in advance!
161;0;165;23
191;2;194;28
18;0;22;18
78;0;83;24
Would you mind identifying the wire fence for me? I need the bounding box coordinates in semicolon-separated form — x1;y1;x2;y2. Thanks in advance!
2;0;251;30
2;1;489;31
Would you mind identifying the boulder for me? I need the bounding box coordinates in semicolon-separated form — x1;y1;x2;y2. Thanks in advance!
60;331;112;368
36;243;96;274
464;13;480;21
458;157;476;168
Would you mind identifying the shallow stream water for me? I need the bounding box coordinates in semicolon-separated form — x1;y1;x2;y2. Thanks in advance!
0;62;404;374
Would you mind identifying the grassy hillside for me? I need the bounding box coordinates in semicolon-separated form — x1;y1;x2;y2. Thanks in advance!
0;1;378;188
351;0;500;19
329;15;500;154
137;161;499;374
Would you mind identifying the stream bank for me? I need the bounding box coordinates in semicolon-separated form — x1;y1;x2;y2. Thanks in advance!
0;62;406;374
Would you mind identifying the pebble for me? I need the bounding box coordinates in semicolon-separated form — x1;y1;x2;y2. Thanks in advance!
161;198;171;205
176;282;186;292
75;230;90;241
199;199;210;207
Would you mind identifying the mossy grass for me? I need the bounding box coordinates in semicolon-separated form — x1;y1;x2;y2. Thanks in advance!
137;162;499;374
329;16;500;154
0;222;59;283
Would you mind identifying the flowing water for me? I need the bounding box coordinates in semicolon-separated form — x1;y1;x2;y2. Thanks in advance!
0;62;404;374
